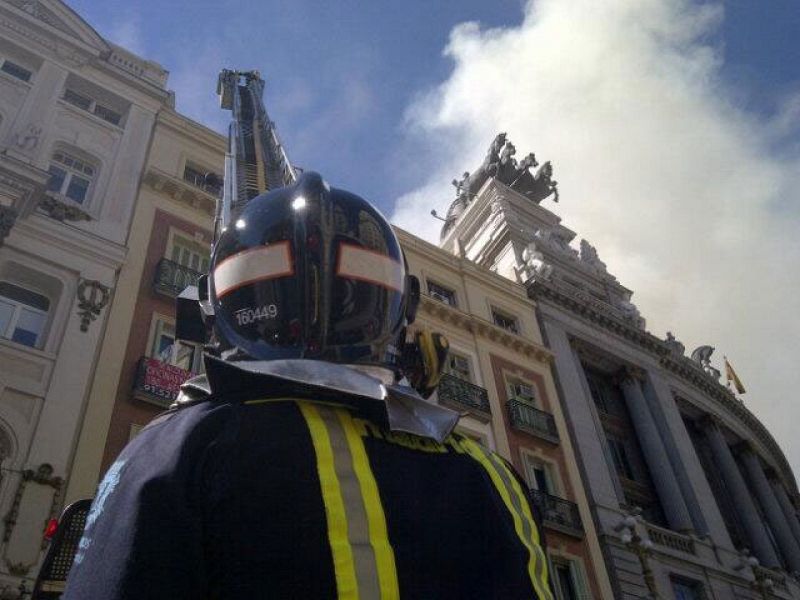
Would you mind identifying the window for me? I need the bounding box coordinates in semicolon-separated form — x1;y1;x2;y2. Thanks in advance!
523;457;555;495
170;236;210;273
149;319;203;373
491;308;519;334
550;558;585;600
0;281;49;348
427;281;457;307
672;577;705;600
607;436;635;480
62;88;122;125
508;379;537;405
0;59;32;82
446;353;472;382
183;164;221;195
47;150;96;205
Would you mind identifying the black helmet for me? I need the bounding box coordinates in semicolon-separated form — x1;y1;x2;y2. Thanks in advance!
209;172;418;372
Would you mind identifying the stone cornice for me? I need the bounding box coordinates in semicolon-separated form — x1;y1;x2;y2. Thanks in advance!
530;279;664;353
530;278;798;494
419;295;552;364
11;214;126;274
143;167;217;218
158;110;227;153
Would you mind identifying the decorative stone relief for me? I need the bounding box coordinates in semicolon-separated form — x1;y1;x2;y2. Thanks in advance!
11;123;42;152
0;205;17;246
76;279;111;332
38;195;91;222
2;463;63;576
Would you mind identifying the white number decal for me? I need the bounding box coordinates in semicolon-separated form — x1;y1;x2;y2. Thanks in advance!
234;304;279;326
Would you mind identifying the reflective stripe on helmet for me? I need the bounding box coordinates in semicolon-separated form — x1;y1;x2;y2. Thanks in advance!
213;241;294;297
336;243;404;291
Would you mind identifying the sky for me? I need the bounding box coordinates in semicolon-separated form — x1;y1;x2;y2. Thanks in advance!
67;0;800;475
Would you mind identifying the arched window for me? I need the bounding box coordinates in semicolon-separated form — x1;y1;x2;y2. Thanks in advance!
46;149;97;205
0;281;50;347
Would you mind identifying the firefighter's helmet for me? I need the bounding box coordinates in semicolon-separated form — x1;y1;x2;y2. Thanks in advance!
209;172;418;373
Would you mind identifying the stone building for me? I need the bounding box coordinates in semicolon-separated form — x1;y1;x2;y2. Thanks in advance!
0;0;170;591
65;107;224;503
440;135;800;599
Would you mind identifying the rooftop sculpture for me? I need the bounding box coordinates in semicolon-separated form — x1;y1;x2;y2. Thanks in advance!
440;133;559;240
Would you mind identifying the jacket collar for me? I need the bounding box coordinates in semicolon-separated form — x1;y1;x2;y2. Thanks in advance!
180;356;460;443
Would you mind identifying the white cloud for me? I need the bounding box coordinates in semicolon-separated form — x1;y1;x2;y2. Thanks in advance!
105;12;145;56
392;0;800;475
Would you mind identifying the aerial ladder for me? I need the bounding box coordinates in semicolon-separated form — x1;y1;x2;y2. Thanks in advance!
214;69;298;240
30;69;296;599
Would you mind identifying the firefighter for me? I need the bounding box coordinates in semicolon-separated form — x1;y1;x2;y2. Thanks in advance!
63;172;553;599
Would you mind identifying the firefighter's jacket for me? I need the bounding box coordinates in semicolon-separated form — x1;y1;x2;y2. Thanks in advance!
64;358;553;599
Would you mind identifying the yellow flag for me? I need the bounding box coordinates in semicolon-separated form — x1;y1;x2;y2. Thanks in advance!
724;357;746;394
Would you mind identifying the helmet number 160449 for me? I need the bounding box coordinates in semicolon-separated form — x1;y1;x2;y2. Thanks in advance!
235;304;278;326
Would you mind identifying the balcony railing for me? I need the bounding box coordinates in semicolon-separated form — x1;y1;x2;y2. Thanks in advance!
645;523;696;555
153;258;203;298
133;357;192;408
507;400;559;443
529;489;584;537
437;373;491;417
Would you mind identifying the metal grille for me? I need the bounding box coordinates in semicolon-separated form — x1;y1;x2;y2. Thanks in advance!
153;258;203;298
32;498;92;599
437;373;491;416
529;489;584;537
507;400;559;442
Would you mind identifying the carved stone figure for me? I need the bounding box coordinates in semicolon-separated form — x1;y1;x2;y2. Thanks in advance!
518;242;553;282
439;133;560;239
691;345;721;380
579;239;607;273
664;332;685;356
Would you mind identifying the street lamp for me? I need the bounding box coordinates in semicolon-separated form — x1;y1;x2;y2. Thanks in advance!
616;508;660;599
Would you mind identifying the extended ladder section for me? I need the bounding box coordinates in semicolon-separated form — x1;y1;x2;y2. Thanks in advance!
216;69;298;235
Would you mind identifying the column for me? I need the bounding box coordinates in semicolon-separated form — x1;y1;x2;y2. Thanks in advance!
642;375;709;536
771;479;800;548
703;419;780;568
739;447;800;572
618;370;694;532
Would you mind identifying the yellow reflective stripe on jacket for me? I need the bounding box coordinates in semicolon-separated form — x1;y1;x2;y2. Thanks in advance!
299;402;359;599
460;437;553;600
338;409;400;600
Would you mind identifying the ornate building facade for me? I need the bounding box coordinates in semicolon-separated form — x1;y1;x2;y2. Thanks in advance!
0;0;172;592
440;135;800;599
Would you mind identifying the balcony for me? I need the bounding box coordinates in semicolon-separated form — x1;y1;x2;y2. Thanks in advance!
153;258;203;298
507;400;559;443
437;373;491;418
529;489;584;538
133;357;192;408
645;523;695;555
